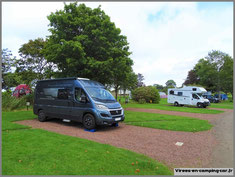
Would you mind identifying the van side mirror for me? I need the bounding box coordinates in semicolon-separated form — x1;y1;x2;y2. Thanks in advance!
80;95;87;103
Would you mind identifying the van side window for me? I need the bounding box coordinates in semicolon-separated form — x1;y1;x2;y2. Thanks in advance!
58;89;69;99
192;88;197;91
178;92;183;96
169;90;174;95
75;88;86;102
43;88;58;98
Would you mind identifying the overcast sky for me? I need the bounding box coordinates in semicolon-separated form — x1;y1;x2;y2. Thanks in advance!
2;2;233;87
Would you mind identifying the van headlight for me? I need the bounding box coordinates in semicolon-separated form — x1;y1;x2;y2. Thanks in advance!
95;104;109;111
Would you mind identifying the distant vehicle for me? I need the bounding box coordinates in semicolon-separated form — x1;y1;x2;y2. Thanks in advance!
202;94;220;103
33;77;125;129
167;86;210;108
214;94;228;101
13;84;31;98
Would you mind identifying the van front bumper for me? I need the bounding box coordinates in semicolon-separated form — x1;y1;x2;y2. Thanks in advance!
94;109;125;125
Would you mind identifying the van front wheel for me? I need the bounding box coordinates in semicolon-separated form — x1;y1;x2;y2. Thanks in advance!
83;114;96;130
197;103;203;108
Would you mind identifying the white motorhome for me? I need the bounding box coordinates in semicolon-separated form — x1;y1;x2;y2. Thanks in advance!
167;86;210;108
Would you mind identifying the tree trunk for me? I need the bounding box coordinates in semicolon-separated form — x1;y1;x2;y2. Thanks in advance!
115;86;118;100
123;89;126;99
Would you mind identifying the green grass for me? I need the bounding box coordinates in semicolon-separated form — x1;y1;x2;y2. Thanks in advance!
122;98;223;114
2;110;35;131
2;111;173;175
125;111;213;132
210;100;233;109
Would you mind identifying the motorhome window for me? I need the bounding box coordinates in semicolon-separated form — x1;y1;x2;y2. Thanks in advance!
192;94;199;99
169;90;174;95
192;88;197;91
178;92;183;96
58;89;69;99
75;88;86;102
43;88;58;98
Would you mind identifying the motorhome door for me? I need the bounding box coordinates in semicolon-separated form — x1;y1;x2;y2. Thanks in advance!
191;93;199;105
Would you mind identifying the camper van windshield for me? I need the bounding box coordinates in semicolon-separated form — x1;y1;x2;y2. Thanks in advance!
197;93;203;97
86;87;116;102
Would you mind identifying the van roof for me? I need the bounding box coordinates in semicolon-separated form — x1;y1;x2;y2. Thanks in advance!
37;77;89;82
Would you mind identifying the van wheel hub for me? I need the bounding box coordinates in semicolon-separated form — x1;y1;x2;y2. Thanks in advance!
83;114;96;130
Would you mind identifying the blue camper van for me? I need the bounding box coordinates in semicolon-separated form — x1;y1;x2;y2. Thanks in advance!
33;77;125;129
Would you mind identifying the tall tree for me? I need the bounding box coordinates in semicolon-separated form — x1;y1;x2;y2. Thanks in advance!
120;71;137;98
165;79;176;88
219;55;233;98
183;69;199;86
43;2;133;91
137;73;145;87
1;49;16;89
153;84;164;90
184;50;233;94
18;38;55;80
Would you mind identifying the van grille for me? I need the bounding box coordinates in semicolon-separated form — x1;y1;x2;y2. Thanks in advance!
110;110;122;115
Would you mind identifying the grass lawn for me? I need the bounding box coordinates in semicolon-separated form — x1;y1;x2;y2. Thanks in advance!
122;98;223;114
210;100;233;109
125;111;212;132
2;111;173;175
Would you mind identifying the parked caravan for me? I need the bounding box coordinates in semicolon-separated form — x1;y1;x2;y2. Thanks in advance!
167;86;210;108
33;77;125;129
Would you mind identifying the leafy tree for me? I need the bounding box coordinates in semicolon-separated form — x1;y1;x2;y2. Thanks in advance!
43;3;133;91
183;69;199;86
17;38;56;80
219;55;233;98
1;49;17;89
120;71;138;98
165;79;176;88
137;73;145;87
153;84;164;90
184;50;233;95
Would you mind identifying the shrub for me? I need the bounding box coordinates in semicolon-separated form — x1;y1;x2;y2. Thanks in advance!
2;92;34;111
132;86;160;104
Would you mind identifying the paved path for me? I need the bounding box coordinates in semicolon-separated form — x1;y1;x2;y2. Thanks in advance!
15;107;233;169
206;110;233;168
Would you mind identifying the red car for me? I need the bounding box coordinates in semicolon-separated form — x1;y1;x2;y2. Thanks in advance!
13;84;31;98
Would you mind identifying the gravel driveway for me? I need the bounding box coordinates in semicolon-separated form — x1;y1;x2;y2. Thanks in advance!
15;108;233;169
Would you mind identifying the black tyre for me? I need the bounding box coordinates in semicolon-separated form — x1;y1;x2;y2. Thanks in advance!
197;103;203;108
38;110;47;122
203;105;207;108
83;114;96;130
174;102;179;106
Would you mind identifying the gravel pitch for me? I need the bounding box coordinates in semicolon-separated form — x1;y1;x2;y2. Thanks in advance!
15;108;233;169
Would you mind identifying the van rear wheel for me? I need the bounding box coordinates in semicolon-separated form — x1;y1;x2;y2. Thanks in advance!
38;110;47;122
83;114;96;130
174;102;179;106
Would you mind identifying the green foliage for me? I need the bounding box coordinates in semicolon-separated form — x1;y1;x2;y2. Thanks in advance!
125;111;213;132
2;49;17;90
17;38;55;80
43;3;133;88
2;92;34;111
184;50;233;96
165;79;176;87
132;86;160;104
